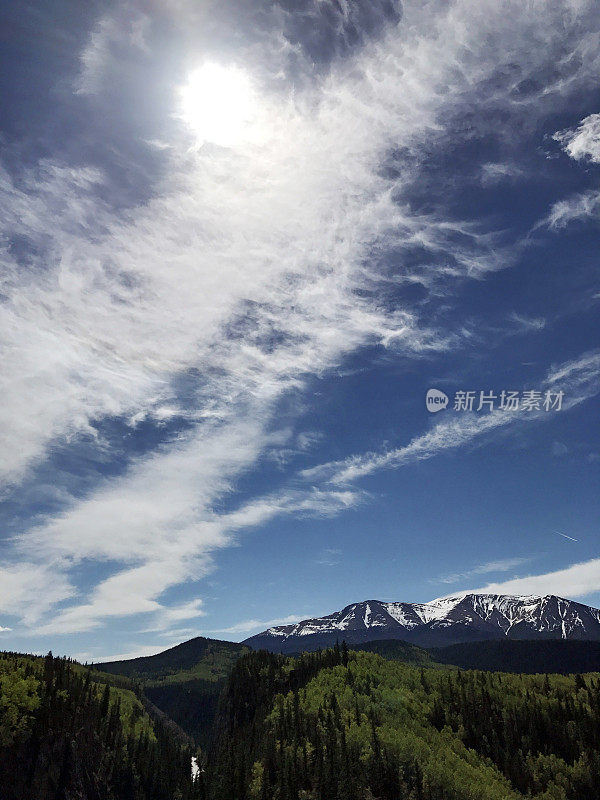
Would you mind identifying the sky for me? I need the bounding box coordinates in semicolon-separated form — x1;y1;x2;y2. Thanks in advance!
0;0;599;662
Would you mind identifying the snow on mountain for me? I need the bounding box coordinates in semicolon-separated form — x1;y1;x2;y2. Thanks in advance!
243;594;600;652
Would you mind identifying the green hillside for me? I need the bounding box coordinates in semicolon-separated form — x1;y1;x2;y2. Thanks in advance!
349;638;439;666
98;636;246;682
0;650;200;800
98;637;248;747
5;642;600;798
206;644;600;800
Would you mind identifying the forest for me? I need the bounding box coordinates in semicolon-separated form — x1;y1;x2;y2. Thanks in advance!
2;643;600;799
206;644;600;800
0;651;201;800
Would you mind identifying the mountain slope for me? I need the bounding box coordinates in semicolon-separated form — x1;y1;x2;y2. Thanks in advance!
207;646;600;800
349;639;438;666
244;594;600;652
97;636;248;747
0;651;200;800
98;636;246;681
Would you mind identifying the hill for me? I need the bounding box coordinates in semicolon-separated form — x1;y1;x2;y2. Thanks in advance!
348;638;438;665
98;636;246;681
97;637;248;747
350;637;600;674
0;650;200;800
430;638;600;674
206;645;600;799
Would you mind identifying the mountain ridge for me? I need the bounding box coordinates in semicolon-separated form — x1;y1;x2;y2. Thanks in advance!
243;593;600;652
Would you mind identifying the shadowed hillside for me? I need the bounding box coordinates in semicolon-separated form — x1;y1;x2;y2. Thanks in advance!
429;639;600;674
98;637;248;747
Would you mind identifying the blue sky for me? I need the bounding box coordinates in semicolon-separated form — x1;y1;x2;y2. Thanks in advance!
0;0;599;661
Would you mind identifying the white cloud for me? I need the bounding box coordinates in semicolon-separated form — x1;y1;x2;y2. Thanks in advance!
509;312;545;332
539;113;600;229
437;557;532;585
552;440;569;457
91;645;168;664
480;162;524;185
316;548;343;567
2;1;600;639
554;112;600;164
302;350;600;485
466;558;600;600
0;564;74;627
210;614;311;637
20;481;362;635
74;8;151;95
542;189;600;229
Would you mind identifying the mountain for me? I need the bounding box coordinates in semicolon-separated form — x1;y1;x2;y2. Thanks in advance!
98;635;246;680
98;636;248;747
243;593;600;652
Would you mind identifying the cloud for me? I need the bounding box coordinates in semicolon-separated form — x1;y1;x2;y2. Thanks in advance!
91;645;169;664
209;614;311;637
74;9;151;95
302;350;600;485
480;162;524;185
541;189;600;229
2;1;600;640
465;558;600;600
19;482;362;635
0;564;74;627
316;548;342;567
552;440;569;457
509;312;545;332
554;112;600;164
437;557;532;585
536;113;600;230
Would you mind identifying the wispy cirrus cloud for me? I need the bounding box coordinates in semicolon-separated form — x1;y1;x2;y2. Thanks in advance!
509;312;546;333
301;350;600;486
208;614;313;637
534;112;600;231
542;189;600;230
436;557;532;586
316;548;343;567
2;0;600;644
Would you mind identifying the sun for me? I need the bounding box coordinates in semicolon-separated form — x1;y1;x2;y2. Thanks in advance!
179;62;258;147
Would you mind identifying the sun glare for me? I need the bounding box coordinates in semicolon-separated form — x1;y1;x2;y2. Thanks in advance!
179;62;258;147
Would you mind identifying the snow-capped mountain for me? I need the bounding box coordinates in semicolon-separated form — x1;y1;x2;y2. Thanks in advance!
243;594;600;652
